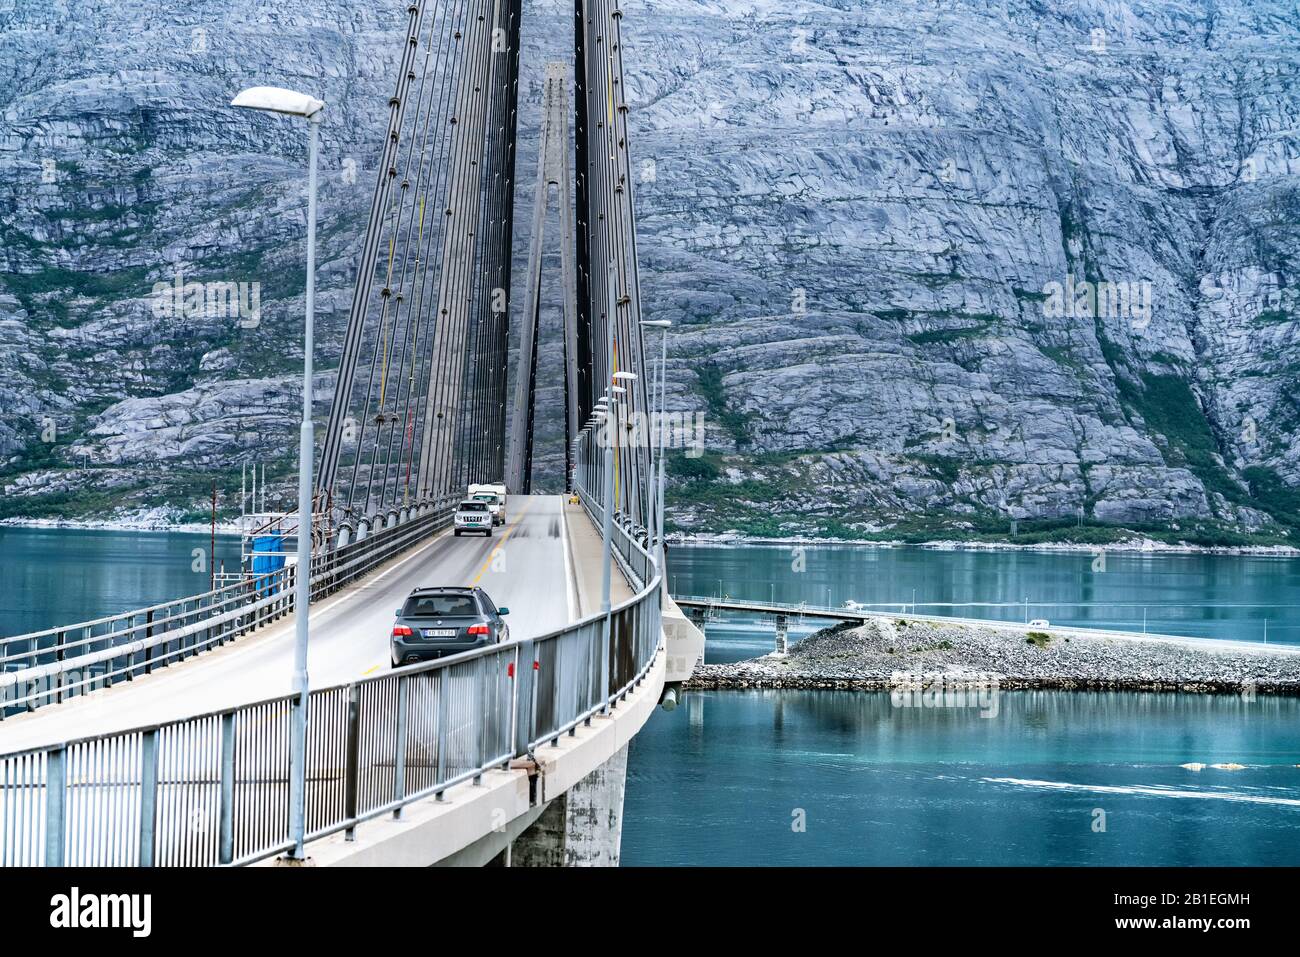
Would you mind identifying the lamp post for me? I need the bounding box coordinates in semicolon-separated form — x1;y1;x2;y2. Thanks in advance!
595;387;614;713
612;369;637;526
640;320;671;568
231;85;324;862
598;261;622;713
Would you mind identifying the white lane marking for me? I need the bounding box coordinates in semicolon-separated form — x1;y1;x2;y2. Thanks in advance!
471;498;533;585
560;496;577;623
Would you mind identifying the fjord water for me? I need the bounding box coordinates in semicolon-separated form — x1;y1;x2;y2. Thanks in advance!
668;542;1300;662
630;543;1300;865
624;690;1300;866
0;526;240;638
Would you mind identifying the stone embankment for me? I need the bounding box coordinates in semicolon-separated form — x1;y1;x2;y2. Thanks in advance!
685;618;1300;695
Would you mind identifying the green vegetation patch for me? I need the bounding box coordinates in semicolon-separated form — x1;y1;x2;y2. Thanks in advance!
694;363;753;448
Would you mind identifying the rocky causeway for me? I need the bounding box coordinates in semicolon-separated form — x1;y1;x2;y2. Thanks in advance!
685;617;1300;696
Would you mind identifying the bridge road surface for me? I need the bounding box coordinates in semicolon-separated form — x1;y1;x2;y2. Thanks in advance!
0;495;578;755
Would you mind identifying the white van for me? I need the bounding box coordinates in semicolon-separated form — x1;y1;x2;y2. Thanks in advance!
467;483;508;526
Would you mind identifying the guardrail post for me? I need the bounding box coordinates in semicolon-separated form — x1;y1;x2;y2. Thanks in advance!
435;670;449;799
44;747;66;867
393;675;408;820
125;615;136;681
139;729;159;866
54;630;65;704
344;684;361;840
144;611;154;675
474;654;487;783
512;639;536;754
218;712;235;864
105;621;116;690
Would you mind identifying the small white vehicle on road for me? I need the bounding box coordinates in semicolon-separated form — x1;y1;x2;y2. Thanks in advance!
1028;618;1050;629
467;483;507;526
454;500;493;537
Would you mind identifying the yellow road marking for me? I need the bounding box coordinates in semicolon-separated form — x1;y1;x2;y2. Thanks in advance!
361;664;380;676
471;498;533;585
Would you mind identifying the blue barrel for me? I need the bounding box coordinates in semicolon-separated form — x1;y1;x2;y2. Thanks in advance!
253;534;286;593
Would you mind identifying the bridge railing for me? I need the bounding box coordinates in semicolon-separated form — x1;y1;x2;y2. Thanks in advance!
0;497;460;718
573;483;654;591
0;529;662;867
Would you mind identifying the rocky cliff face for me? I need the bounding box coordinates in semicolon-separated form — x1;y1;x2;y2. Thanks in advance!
2;0;1298;541
626;0;1300;542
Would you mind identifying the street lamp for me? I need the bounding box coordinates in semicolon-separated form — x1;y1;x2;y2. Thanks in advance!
640;319;671;568
232;84;324;863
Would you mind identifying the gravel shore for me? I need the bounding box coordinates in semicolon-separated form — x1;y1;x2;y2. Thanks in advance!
685;618;1300;695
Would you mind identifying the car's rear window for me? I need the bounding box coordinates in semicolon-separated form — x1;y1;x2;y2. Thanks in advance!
473;494;496;502
403;594;479;617
459;501;489;512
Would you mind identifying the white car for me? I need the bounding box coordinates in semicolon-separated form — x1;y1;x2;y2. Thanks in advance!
467;483;507;526
453;500;493;537
1028;618;1050;629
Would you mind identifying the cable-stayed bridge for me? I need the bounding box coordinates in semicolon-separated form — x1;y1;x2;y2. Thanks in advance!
0;0;702;868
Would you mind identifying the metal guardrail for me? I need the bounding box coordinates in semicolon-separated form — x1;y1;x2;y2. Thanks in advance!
0;497;460;717
0;501;663;866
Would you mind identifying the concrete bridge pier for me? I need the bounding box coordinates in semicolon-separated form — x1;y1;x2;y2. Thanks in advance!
509;745;629;867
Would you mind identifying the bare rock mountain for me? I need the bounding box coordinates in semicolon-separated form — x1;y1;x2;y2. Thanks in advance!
1;0;1297;542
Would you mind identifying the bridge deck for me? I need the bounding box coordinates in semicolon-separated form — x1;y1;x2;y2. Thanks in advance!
0;495;584;755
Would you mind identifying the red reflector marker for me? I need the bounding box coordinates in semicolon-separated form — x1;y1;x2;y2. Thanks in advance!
533;660;540;670
507;662;515;678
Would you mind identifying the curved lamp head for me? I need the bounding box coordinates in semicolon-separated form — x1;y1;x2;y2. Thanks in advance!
613;371;638;382
232;86;325;119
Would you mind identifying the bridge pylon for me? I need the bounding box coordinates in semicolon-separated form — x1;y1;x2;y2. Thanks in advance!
507;63;581;494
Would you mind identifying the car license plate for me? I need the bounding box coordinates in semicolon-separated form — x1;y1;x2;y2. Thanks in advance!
423;628;456;638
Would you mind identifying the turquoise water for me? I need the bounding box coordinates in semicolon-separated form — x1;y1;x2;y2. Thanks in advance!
667;543;1300;660
632;544;1300;865
0;526;240;638
624;690;1300;866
